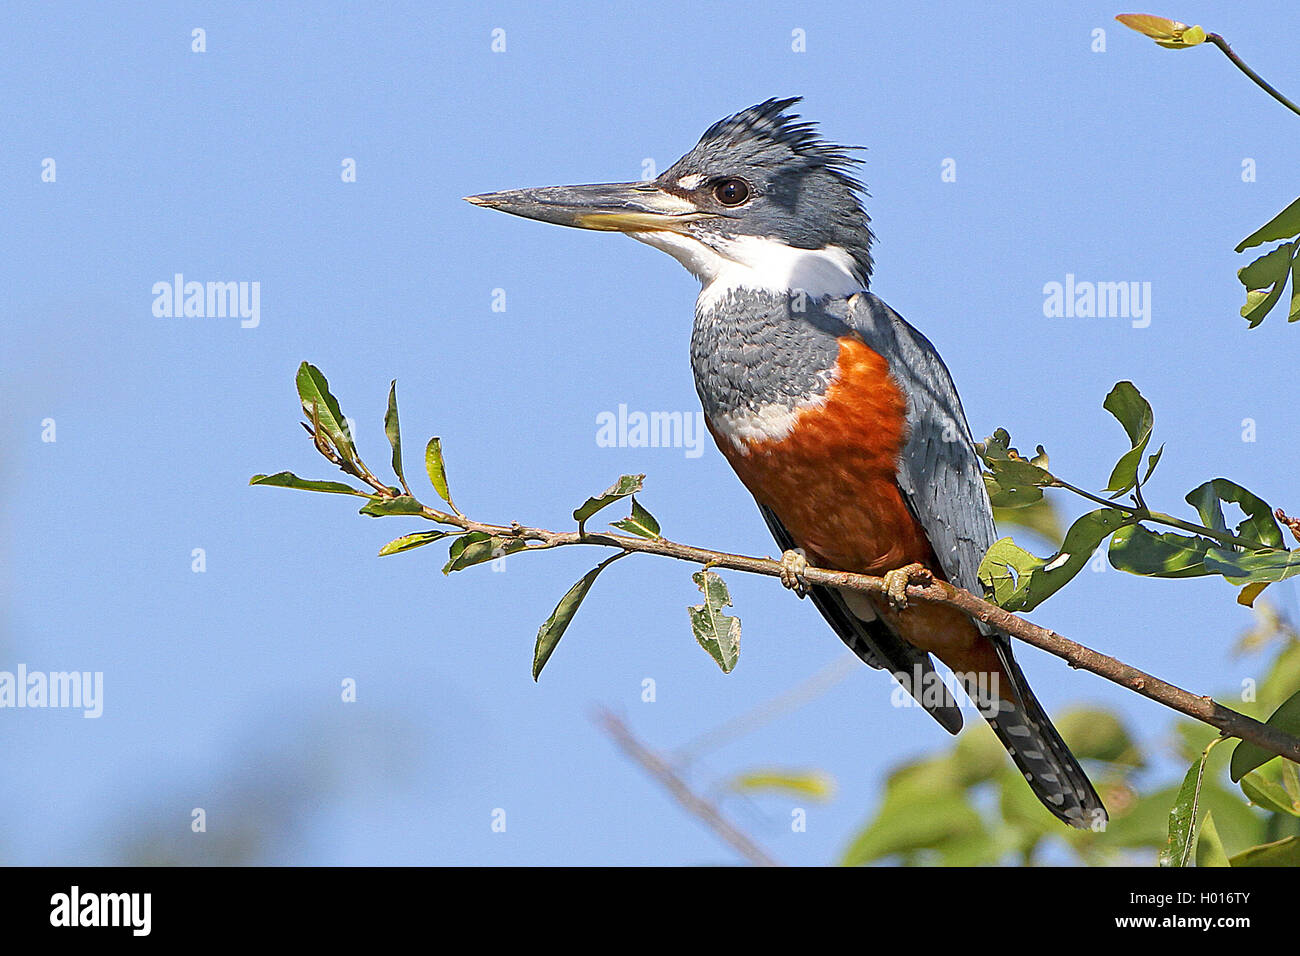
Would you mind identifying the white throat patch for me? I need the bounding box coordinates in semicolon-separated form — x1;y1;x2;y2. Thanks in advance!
629;231;865;314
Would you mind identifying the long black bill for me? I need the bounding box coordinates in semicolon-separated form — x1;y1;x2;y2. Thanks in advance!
465;182;711;233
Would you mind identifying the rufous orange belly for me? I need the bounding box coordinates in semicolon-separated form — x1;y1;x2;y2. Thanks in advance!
708;335;1006;680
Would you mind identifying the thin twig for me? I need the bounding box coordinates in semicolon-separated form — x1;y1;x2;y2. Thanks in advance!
1207;33;1300;119
594;708;781;867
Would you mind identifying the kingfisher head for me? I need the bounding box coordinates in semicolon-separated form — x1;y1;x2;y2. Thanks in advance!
466;97;873;308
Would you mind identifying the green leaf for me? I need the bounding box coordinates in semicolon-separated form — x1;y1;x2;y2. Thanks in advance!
296;362;357;463
249;471;367;496
688;570;741;674
1236;196;1300;252
729;769;836;801
1228;835;1300;866
574;474;645;525
424;437;454;507
1187;479;1282;549
532;559;619;680
978;509;1128;612
1194;811;1230;868
442;532;526;574
378;530;454;556
1229;688;1300;781
1161;742;1217;867
977;430;1054;509
609;496;661;539
1239;772;1300;816
1204;547;1300;585
1102;382;1154;497
1108;524;1215;577
384;380;406;489
1237;241;1297;329
358;495;424;518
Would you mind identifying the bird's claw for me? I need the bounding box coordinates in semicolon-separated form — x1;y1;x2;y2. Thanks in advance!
779;549;810;598
882;563;933;611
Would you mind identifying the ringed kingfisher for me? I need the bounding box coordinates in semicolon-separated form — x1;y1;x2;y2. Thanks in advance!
467;97;1106;829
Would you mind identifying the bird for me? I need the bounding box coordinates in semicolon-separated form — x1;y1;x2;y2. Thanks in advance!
466;97;1107;830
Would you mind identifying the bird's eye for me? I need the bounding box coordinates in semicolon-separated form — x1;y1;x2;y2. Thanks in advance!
712;178;751;207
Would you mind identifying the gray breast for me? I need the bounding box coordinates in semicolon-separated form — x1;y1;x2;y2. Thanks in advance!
689;290;853;444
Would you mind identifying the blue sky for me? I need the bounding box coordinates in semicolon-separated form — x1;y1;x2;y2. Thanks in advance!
3;1;1299;865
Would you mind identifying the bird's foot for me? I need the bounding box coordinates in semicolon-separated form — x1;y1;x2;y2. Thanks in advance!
779;549;810;598
882;563;933;611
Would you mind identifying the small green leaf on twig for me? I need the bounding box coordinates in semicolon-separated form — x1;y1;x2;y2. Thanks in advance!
1204;547;1300;585
1229;688;1300;781
1109;525;1215;578
250;472;369;496
574;474;645;526
977;429;1054;509
359;495;425;518
532;554;626;680
1185;479;1282;550
609;496;661;539
442;532;526;574
1115;14;1206;48
1103;382;1155;497
424;437;457;511
688;570;741;673
1236;196;1300;253
379;530;455;556
296;362;358;463
1236;240;1298;328
384;381;408;492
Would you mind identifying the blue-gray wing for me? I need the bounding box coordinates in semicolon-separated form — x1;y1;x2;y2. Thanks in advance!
841;295;1110;826
844;293;997;599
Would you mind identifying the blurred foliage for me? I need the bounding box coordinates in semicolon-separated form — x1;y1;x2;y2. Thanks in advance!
838;604;1300;865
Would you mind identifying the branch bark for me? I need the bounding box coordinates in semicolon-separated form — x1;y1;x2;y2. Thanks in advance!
431;509;1300;767
300;414;1300;768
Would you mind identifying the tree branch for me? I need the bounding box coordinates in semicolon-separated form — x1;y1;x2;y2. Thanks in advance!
288;411;1300;768
593;708;781;867
422;505;1300;767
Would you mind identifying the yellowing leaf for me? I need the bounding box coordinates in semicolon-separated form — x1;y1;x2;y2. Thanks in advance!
730;769;836;801
1115;14;1207;48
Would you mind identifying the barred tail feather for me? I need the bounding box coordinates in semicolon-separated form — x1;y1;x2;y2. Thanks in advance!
976;651;1108;830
